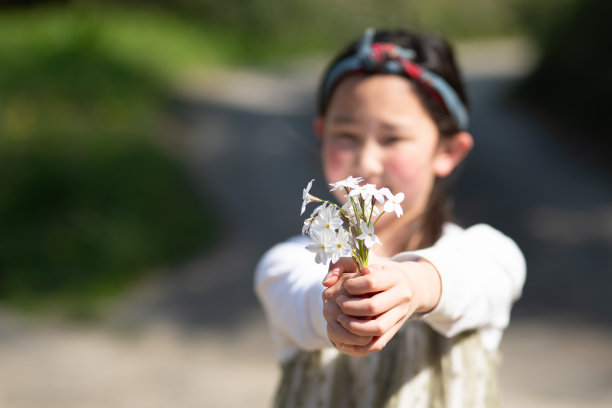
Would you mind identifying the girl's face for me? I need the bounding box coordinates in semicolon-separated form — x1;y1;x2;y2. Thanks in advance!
318;74;455;227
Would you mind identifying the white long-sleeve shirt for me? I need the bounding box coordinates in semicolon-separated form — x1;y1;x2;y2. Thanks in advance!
254;223;526;363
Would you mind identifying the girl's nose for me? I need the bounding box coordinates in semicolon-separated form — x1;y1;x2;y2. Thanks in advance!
356;139;384;181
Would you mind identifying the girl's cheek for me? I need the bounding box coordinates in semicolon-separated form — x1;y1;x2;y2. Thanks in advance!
386;152;434;199
322;145;353;180
386;153;423;181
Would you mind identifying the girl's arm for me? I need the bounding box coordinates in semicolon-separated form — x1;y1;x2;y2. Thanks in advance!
254;237;333;362
403;223;526;348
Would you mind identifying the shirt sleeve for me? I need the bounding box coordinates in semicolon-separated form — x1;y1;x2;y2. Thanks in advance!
254;236;333;362
392;224;526;348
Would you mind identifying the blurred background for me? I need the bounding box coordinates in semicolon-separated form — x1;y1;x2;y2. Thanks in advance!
0;0;610;407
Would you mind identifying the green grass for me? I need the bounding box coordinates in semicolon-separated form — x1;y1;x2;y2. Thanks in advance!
0;6;224;313
0;6;243;76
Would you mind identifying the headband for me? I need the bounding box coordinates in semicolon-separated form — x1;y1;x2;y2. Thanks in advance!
321;28;469;131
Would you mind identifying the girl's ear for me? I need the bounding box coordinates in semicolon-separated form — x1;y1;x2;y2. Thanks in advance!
313;116;324;140
433;131;474;178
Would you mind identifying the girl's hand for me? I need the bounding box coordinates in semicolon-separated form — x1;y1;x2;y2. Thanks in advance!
324;258;441;357
322;259;374;354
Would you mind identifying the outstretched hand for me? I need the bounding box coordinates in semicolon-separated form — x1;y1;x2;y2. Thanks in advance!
322;257;441;357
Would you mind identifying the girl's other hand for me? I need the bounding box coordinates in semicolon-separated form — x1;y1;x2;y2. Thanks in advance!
322;263;374;355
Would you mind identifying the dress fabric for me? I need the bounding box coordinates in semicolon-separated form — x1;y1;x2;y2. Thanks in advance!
274;321;499;408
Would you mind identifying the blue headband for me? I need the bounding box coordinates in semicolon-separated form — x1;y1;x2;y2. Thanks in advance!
321;28;469;131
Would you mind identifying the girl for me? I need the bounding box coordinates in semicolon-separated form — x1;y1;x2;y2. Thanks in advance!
255;28;526;407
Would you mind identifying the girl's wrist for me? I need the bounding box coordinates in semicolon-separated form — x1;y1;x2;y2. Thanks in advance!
412;259;442;314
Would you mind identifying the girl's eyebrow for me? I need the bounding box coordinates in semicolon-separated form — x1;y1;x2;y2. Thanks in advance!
327;114;360;125
380;122;401;130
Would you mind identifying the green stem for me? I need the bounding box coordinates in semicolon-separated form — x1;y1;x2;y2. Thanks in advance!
373;212;384;226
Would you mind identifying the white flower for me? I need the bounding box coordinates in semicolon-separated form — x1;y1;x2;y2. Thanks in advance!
341;200;358;225
364;199;382;219
310;205;343;233
348;184;366;200
302;219;311;236
379;187;392;199
342;196;380;223
301;179;318;215
356;220;381;249
299;177;401;267
329;176;363;192
302;203;327;235
383;192;405;217
364;184;386;204
306;229;337;264
330;228;353;263
342;199;364;222
347;183;383;204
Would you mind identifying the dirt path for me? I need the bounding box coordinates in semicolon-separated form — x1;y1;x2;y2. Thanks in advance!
1;38;611;407
2;315;611;407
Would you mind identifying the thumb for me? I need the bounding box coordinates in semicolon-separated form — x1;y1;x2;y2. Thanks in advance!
322;257;356;287
360;265;372;275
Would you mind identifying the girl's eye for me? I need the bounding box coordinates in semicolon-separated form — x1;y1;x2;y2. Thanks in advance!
329;132;359;147
380;136;402;146
337;132;358;141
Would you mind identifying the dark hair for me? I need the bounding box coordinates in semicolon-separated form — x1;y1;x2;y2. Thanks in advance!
316;29;469;249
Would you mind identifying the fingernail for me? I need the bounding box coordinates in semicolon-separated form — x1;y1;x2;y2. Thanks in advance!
337;314;347;325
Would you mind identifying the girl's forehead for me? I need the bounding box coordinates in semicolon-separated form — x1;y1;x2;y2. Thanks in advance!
332;74;412;97
325;75;430;130
329;75;423;109
326;112;417;132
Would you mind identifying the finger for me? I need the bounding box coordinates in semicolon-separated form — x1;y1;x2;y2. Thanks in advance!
327;321;373;347
337;286;410;317
334;341;372;358
343;266;395;295
342;317;406;355
322;288;343;322
359;265;372;275
322;297;339;322
337;305;407;337
322;275;361;322
323;258;357;286
322;268;340;287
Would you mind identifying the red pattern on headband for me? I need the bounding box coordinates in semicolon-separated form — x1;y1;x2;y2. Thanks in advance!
400;59;444;104
370;42;445;106
370;43;398;63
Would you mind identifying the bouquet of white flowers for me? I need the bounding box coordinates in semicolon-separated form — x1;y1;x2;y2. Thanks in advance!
300;176;404;270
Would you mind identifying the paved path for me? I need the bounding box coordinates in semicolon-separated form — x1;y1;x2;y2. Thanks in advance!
1;38;611;407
